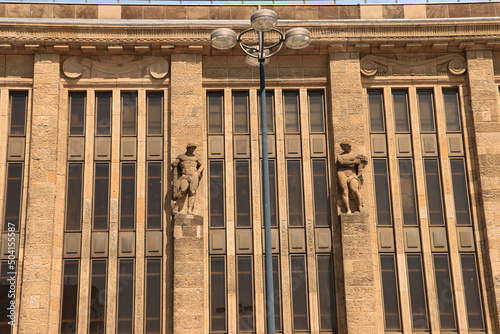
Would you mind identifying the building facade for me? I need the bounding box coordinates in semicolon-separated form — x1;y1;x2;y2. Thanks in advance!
0;1;499;333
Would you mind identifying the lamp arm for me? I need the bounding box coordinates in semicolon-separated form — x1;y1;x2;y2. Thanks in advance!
237;28;285;59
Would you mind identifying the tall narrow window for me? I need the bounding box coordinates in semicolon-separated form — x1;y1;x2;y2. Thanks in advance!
233;92;249;134
145;259;162;333
120;163;136;230
60;260;79;334
264;255;282;331
210;257;226;332
209;161;224;228
407;254;429;330
262;160;278;227
317;255;337;331
424;159;444;226
93;163;109;231
65;163;83;231
284;91;300;133
258;91;275;133
290;255;309;331
373;159;392;225
147;92;163;135
117;259;134;333
89;260;107;333
237;256;254;331
368;90;384;132
147;163;162;230
69;92;86;135
417;90;435;132
380;254;401;330
207;92;223;134
461;254;485;330
287;160;303;226
399;159;418;226
443;89;461;132
312;159;330;226
121;92;137;136
4;164;23;232
450;159;471;225
235;160;251;227
0;262;13;333
393;90;410;132
10;91;27;135
95;92;111;135
308;91;325;133
434;254;457;330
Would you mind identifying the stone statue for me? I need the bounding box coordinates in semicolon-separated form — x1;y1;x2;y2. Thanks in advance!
336;141;368;214
171;143;204;215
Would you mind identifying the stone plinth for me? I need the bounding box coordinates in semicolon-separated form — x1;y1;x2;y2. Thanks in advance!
173;214;204;334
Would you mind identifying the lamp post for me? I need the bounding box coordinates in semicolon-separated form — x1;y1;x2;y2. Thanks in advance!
211;9;310;334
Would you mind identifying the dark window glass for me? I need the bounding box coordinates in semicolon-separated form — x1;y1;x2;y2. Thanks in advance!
10;91;27;135
235;161;251;228
208;92;223;134
308;91;325;133
461;254;485;330
450;159;471;225
69;92;86;135
418;90;435;132
210;257;226;332
399;159;418;226
287;160;303;226
312;160;330;226
284;91;300;133
4;164;23;232
89;260;107;333
0;262;14;333
209;161;225;228
147;163;162;230
368;90;384;132
261;160;278;227
443;89;461;132
145;259;161;334
380;254;401;330
93;163;109;231
317;255;337;331
121;92;137;136
233;92;249;134
424;159;444;226
237;256;254;331
264;255;282;331
61;260;79;334
373;159;392;226
66;163;83;231
117;260;134;334
95;92;111;135
147;92;163;135
291;255;309;331
258;91;275;134
393;90;409;132
434;254;457;330
120;163;136;230
407;254;429;330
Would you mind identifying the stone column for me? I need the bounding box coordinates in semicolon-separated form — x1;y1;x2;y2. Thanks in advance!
18;54;62;333
328;52;380;333
466;50;500;330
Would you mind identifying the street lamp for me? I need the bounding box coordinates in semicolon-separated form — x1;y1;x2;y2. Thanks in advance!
211;9;310;334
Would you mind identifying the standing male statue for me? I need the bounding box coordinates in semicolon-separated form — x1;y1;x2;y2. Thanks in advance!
336;141;368;214
171;143;204;215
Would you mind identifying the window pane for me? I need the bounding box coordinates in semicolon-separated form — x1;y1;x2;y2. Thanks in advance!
235;160;251;228
4;164;23;232
93;163;109;231
145;259;162;334
399;159;418;226
66;163;83;231
61;260;79;334
434;254;457;330
121;92;137;136
287;160;303;226
407;254;429;330
308;91;325;133
393;90;409;132
147;92;163;135
450;159;471;225
210;257;226;332
313;160;330;226
237;256;254;331
258;91;275;134
95;92;111;135
418;90;435;132
209;161;224;228
261;160;278;227
284;91;300;133
208;92;223;134
89;260;107;333
317;255;337;331
368;90;384;132
424;159;444;226
69;92;86;135
291;256;309;331
264;255;282;331
0;262;14;333
233;92;249;134
373;160;392;225
147;163;162;230
443;89;461;132
380;254;401;330
117;260;134;334
461;254;485;330
120;163;136;230
10;91;27;135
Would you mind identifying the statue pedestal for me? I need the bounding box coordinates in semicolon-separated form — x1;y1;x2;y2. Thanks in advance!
172;214;204;334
